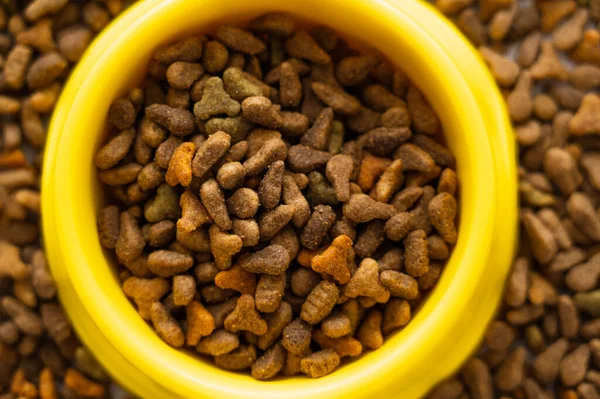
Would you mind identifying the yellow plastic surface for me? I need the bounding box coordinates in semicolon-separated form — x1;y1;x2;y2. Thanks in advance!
41;0;518;398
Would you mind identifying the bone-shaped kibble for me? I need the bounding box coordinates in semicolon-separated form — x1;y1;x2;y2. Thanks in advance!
209;224;243;270
224;295;268;335
344;258;390;303
215;264;257;295
570;93;600;136
144;184;181;223
193;77;241;120
186;300;216;346
122;277;170;321
311;235;353;284
0;240;30;280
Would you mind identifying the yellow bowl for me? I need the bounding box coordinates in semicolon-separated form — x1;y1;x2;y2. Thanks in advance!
42;0;517;398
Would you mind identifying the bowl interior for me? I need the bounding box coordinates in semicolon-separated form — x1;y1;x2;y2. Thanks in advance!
46;0;498;397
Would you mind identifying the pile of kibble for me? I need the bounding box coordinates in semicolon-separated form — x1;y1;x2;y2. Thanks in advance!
0;0;135;397
95;13;459;380
0;0;599;396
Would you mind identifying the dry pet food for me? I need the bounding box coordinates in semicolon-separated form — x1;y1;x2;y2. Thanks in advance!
95;13;459;381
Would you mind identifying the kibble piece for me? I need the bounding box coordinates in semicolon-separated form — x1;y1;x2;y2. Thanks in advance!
145;104;195;137
285;31;330;65
370;160;405;203
570;93;600;135
507;71;533;123
147;250;193;277
301;349;340;378
530;41;569;81
165;142;195;187
534;338;569;384
311;235;353;284
196;329;239;356
461;358;494;399
115;211;145;263
380;271;419;299
522;211;557;264
255;274;286;313
567;192;600;241
192;131;231;178
310;82;361;116
357;309;383;350
300;281;339;324
5;44;33;90
123;277;170;320
493;346;526;392
251;343;285;380
543;147;582;195
209;225;243;270
553;9;588;51
560;344;590;386
244;137;288;176
428;193;458;244
258;204;296;242
343;194;396;223
282;173;311;228
151;302;184;348
325;154;354;203
178;191;211;233
407;86;440;135
215;344;257;370
186;300;215;346
216;25;266;55
345;258;390;303
214;264;256;295
480;47;520;87
300;205;336;250
336;54;379;87
258;160;284;210
224;295;268;335
238;245;290;275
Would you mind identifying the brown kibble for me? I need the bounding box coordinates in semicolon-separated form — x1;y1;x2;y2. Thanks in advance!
343;194;396;223
301;107;333;151
217;162;246;190
64;369;105;398
507;71;533;123
380;270;419;299
370;159;404;203
553;9;588;51
566;253;600;292
123;277;170;320
186;300;215;346
384;212;414;242
2;296;42;335
172;275;195;306
215;344;257;371
494;346;526;392
57;25;92;62
285;31;330;65
539;0;576;32
232;218;260;247
282;318;312;355
322;313;351;339
238;245;290;275
242;96;282;129
202;41;229;74
485;321;516;351
282;173;311;228
224;295;268;335
115;211;144;264
279;61;302;107
530;41;569;81
533;94;558;121
196;329;239;356
251;343;285;380
244;137;288;176
345;258;390;303
570;93;600;135
325;154;353;203
312;329;363;358
311;82;361;116
457;8;487;46
534;338;569;384
558;295;580;338
560;344;590;386
522;211;557;264
209;225;243;270
177;191;212;233
151;302;184;347
300;205;336;250
249;13;295;37
287;144;331;175
258;204;295;241
301;281;339;324
192;131;231;178
357;309;383;350
461;358;493;399
567;192;600;241
543;148;582;195
311;235;353;284
569;64;600;91
4;45;33;90
223;67;263;102
428;193;458;244
166;62;203;90
365;127;412;157
301;349;340;378
108;98;136;130
258;160;284;209
200;179;231;231
336;54;379;87
291;268;321;298
357;153;391;192
216;25;266;55
147;250;193;277
480;46;520;87
146;104;195;136
226;187;259;219
255;274;286;313
26;52;67;89
404;230;430;277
